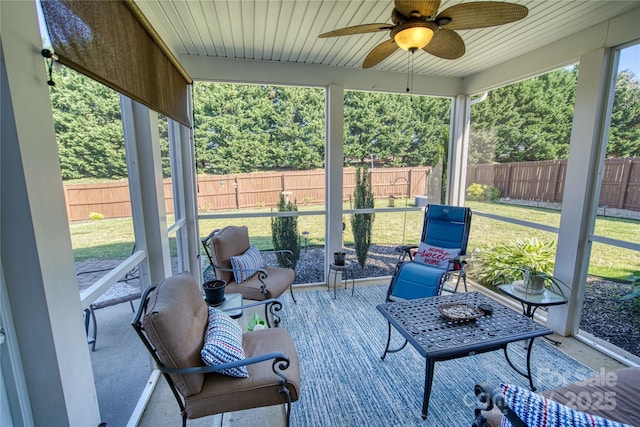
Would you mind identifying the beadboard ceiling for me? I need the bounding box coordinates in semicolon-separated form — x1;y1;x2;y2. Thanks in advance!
135;1;639;79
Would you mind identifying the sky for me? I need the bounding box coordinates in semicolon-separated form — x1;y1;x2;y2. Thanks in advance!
618;44;640;80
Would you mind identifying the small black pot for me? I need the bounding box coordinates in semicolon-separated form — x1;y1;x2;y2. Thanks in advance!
203;279;226;306
333;252;346;266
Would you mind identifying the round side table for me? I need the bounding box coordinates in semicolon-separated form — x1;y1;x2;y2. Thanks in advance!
328;260;355;298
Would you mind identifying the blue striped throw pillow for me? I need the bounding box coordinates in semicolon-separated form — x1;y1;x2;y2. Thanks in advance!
499;383;632;427
201;308;249;378
230;245;264;284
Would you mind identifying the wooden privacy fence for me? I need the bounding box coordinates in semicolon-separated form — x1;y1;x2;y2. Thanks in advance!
64;167;431;221
466;158;640;211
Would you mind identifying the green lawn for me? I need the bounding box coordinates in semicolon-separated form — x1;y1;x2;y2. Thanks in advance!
465;201;640;280
69;199;640;280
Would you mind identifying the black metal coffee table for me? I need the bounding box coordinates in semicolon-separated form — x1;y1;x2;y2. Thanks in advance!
377;291;552;419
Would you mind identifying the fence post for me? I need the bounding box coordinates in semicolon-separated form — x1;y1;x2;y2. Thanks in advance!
63;185;72;221
469;164;476;185
234;177;240;210
281;173;286;196
550;161;561;202
617;159;633;209
506;164;513;199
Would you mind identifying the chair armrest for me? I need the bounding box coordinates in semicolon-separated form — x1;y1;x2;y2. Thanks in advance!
394;244;418;254
472;383;527;427
159;351;290;375
261;249;293;256
394;244;418;262
207;262;269;279
159;351;293;386
206;261;270;294
260;249;294;268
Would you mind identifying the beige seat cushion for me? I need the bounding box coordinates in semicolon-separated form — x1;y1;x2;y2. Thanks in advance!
209;225;295;300
184;327;301;419
143;273;208;397
227;266;295;300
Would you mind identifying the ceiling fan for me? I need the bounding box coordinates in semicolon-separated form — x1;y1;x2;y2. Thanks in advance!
319;1;528;68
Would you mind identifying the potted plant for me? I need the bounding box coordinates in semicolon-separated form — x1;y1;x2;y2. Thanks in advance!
470;238;567;297
203;279;226;306
333;251;346;266
515;266;546;294
515;268;567;298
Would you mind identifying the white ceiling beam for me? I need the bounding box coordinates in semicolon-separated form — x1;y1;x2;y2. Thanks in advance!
462;5;640;95
181;55;461;96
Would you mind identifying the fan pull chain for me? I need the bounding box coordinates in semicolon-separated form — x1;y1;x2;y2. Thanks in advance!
406;50;415;100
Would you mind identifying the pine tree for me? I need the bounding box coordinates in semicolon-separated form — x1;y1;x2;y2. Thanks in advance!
350;166;375;268
271;195;300;269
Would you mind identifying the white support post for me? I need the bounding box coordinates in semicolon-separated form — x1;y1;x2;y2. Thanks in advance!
168;119;187;273
121;97;173;285
1;1;100;425
447;94;471;206
174;119;202;279
547;48;617;336
326;85;345;280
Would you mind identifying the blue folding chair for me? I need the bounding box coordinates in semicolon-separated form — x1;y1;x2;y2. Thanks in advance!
391;204;472;297
381;205;472;361
385;261;446;301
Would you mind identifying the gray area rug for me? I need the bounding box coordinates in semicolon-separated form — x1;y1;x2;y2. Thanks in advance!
280;285;594;427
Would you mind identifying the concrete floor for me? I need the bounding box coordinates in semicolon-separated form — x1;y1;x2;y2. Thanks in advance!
135;334;628;427
133;282;632;427
81;266;634;427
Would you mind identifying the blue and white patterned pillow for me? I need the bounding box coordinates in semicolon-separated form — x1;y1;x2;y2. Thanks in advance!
201;308;249;378
230;245;264;284
499;383;633;427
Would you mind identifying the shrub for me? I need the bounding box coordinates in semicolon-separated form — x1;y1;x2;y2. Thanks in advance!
270;194;300;269
466;183;501;201
485;185;501;201
621;272;640;306
88;212;104;220
466;183;485;201
350;166;375;268
469;238;555;287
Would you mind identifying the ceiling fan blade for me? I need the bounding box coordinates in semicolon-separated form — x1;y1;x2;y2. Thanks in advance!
319;23;393;38
363;39;399;68
435;2;528;30
394;0;441;19
423;29;465;59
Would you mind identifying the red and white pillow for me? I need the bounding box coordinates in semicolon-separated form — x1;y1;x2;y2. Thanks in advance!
413;243;459;269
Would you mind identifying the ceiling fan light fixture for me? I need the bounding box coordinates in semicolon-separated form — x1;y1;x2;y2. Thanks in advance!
392;21;437;51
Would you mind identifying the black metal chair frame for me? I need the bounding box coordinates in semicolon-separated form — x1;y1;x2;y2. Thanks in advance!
82;244;141;351
132;285;293;427
84;282;140;351
381;261;447;360
201;228;297;303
